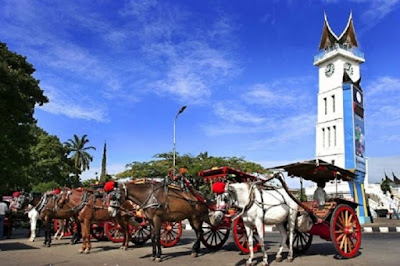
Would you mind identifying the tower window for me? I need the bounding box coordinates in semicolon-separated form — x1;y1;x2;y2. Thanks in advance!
332;95;335;113
324;97;327;115
327;127;331;147
333;126;337;146
322;128;325;147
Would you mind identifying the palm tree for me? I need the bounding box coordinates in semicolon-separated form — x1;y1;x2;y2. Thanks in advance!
64;134;96;186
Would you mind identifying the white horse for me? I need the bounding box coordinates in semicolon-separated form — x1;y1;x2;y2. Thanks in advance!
211;182;298;266
27;207;40;241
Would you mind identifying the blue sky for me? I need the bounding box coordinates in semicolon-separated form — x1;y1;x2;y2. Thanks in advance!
1;0;399;185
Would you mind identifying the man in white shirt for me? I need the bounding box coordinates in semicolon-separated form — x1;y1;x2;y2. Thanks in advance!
0;195;9;240
388;195;399;220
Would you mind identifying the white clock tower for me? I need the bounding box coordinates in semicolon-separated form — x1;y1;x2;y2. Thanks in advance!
314;12;364;168
314;13;370;223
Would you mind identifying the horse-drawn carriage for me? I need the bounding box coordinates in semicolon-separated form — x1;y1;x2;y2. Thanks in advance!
54;183;183;248
198;166;260;253
269;159;362;259
201;160;362;264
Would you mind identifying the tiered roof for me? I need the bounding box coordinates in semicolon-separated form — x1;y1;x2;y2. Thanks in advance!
319;12;359;50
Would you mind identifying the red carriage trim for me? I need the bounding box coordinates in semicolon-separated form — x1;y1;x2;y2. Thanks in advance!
12;191;21;198
104;181;115;192
54;188;60;194
212;182;225;194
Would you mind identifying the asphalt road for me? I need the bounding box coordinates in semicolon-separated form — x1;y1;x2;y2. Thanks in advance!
0;229;399;266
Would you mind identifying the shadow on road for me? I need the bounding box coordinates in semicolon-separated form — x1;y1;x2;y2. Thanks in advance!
0;242;40;251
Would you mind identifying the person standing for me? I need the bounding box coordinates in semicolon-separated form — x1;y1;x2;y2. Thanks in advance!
0;195;9;240
388;195;399;220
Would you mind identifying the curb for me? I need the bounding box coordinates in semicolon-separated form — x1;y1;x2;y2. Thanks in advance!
362;227;400;233
182;224;400;233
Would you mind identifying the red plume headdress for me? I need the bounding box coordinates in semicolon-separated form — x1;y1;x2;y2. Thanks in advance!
212;182;226;194
104;181;115;192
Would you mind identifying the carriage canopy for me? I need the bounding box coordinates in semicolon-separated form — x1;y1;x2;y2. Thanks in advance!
268;159;356;183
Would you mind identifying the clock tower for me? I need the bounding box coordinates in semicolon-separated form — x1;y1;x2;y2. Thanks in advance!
314;13;370;223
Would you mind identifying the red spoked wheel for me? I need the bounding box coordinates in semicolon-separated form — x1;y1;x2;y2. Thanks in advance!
104;220;125;243
200;220;230;250
233;217;260;254
90;222;105;240
160;221;182;247
54;219;77;237
330;204;362;258
292;229;313;254
131;219;152;245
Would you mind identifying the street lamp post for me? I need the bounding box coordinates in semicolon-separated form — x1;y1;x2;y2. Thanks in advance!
173;105;187;178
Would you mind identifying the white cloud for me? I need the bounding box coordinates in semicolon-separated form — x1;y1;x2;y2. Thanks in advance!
365;76;400;128
247;113;316;149
242;77;314;108
38;84;108;122
359;0;399;21
366;76;400;96
351;0;400;32
214;102;266;124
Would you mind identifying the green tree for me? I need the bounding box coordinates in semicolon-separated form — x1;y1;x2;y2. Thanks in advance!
27;126;73;189
64;134;96;187
31;181;61;193
0;42;48;194
116;152;267;197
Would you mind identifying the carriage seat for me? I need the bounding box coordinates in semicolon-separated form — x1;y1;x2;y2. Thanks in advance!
299;201;337;220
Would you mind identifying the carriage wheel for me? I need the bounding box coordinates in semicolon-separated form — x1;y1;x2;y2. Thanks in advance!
292;229;313;254
90;223;105;240
233;217;260;254
54;219;77;237
330;204;362;258
104;220;125;243
160;221;182;247
131;220;152;245
200;222;230;250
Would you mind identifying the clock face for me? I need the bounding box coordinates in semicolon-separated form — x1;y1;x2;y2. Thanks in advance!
325;63;335;77
356;91;362;103
344;62;354;76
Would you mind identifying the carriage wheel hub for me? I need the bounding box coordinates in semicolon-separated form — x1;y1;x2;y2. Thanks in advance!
166;225;172;231
344;227;353;234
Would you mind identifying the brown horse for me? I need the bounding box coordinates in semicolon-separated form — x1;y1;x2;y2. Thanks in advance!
106;179;211;262
36;189;83;247
56;188;135;253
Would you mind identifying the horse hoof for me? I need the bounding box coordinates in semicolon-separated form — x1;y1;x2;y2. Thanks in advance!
261;262;269;266
84;250;90;254
245;262;253;266
287;257;294;263
191;252;198;258
276;256;283;263
78;249;84;254
155;258;161;263
150;257;155;261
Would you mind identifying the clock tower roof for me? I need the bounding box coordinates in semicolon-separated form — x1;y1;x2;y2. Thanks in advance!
318;12;359;50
